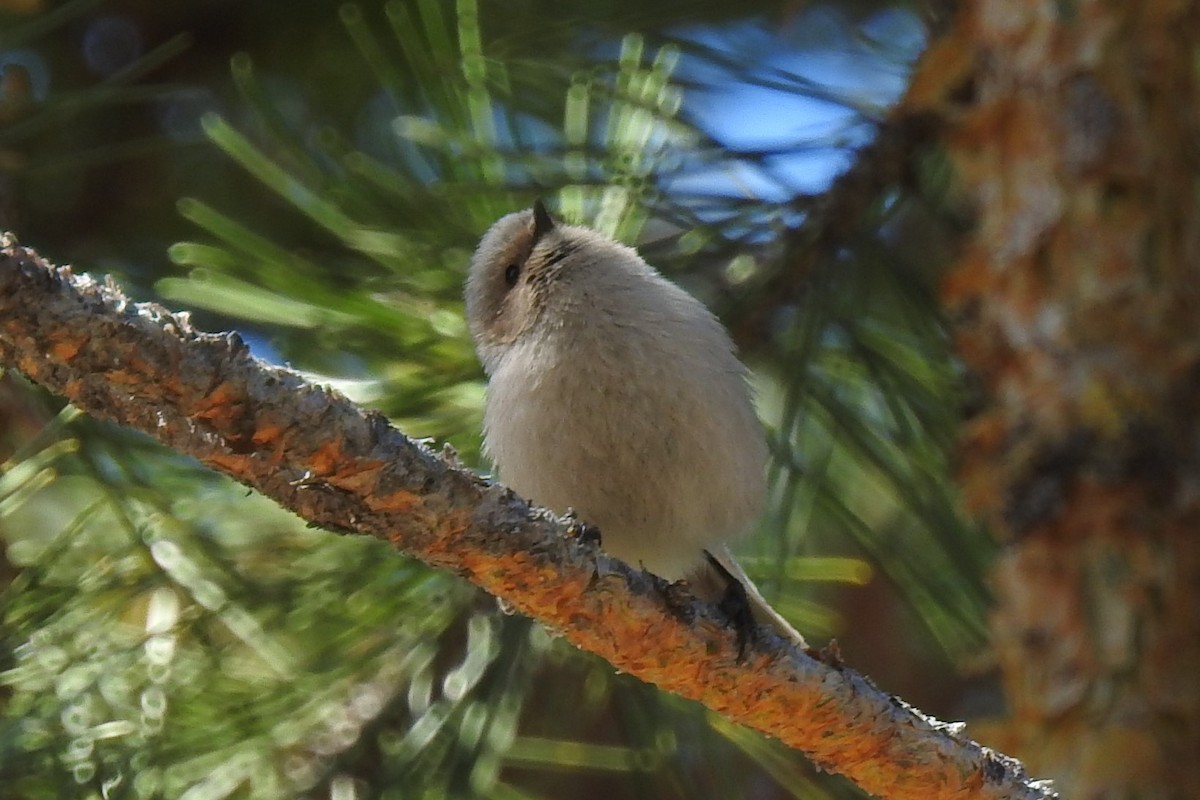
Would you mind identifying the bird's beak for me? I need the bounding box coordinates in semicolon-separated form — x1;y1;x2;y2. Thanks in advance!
531;198;556;245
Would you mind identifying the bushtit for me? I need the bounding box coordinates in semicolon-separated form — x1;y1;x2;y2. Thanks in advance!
466;201;806;649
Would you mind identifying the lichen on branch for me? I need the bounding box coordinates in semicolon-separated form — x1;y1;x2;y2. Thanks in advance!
0;235;1054;800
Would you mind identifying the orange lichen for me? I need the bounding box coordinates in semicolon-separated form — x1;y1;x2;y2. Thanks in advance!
195;382;242;418
250;422;287;447
49;337;81;360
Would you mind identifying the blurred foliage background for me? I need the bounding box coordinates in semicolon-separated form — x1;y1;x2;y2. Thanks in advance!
1;1;993;798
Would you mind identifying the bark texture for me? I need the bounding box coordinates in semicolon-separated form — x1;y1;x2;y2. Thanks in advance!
910;1;1200;797
0;237;1055;800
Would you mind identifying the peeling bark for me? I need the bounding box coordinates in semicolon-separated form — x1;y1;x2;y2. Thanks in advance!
0;236;1054;800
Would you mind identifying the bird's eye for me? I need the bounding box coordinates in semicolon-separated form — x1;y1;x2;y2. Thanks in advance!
504;263;520;287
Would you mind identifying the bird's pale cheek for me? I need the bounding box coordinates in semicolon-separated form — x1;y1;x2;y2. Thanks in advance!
492;288;543;343
483;312;519;347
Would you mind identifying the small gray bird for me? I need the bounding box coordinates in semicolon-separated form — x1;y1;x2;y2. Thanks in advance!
466;201;806;649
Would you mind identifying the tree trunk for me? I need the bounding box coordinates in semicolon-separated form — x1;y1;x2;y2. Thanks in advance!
912;1;1200;797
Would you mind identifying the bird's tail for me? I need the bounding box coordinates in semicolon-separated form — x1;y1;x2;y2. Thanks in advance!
693;545;808;650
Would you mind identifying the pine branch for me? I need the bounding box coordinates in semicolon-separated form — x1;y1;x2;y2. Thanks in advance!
0;235;1055;800
730;108;944;346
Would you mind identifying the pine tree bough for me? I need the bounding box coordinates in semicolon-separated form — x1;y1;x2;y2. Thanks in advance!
0;236;1055;800
728;109;942;347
